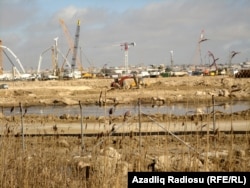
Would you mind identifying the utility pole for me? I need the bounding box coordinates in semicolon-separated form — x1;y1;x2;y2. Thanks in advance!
79;101;84;155
20;102;25;150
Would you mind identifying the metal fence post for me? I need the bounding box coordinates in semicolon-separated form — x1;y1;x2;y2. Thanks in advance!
79;101;84;155
19;102;25;150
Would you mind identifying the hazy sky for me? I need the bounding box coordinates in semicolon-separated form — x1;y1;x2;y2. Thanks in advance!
0;0;249;72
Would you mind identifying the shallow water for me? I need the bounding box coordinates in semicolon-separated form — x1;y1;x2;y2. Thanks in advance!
3;100;250;117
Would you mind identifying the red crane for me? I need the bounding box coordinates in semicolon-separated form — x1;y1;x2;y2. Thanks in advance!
119;42;136;75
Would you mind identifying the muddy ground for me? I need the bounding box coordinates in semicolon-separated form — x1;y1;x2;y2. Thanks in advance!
0;76;250;187
0;75;249;124
1;75;249;106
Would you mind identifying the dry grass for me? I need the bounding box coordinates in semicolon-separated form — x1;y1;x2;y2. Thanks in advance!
0;117;250;188
0;76;249;187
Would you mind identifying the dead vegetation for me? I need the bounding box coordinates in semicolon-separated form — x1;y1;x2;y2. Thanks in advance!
0;130;250;187
0;76;249;187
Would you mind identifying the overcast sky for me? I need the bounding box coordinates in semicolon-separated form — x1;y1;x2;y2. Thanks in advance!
0;0;249;72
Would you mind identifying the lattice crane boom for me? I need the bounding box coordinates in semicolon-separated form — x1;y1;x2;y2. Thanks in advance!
59;19;83;71
0;45;25;74
119;42;136;74
71;20;81;72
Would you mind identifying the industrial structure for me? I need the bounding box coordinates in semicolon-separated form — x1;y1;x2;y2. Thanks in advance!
71;20;81;74
36;19;82;80
1;25;249;81
120;42;136;75
37;38;71;79
207;50;219;75
59;19;83;73
0;43;28;79
198;29;209;65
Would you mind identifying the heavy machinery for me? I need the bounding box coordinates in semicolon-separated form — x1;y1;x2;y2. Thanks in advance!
0;45;26;74
82;72;95;79
71;20;81;73
191;30;209;75
37;40;70;79
110;74;147;89
207;50;219;76
59;19;83;73
120;42;136;75
0;44;27;79
103;42;136;77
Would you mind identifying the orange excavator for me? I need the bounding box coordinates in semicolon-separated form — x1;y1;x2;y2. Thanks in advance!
111;76;133;89
110;74;147;89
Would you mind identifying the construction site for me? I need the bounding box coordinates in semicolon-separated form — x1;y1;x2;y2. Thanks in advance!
0;73;250;187
1;19;250;84
0;20;250;188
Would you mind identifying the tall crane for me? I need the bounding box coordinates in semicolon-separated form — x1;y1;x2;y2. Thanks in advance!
37;46;52;75
71;20;81;73
198;29;209;65
59;19;83;71
120;42;136;74
37;45;70;75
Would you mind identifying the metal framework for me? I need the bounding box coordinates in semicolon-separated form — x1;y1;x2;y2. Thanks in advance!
0;45;25;74
120;42;136;74
71;20;81;72
59;19;83;71
198;30;209;65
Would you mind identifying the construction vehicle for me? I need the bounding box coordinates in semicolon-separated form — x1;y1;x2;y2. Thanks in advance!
37;39;70;79
0;45;26;74
119;42;136;75
82;72;95;79
71;20;81;73
110;74;147;89
59;19;83;75
0;44;29;80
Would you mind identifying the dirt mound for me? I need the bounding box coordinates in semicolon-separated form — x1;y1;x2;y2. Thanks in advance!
0;76;249;108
